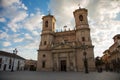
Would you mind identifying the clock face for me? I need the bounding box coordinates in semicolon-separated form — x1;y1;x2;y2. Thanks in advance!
79;15;83;21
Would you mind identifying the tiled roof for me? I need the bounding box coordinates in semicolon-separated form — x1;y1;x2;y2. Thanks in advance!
0;51;25;60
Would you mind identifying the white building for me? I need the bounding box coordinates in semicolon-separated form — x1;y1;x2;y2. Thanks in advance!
0;51;25;71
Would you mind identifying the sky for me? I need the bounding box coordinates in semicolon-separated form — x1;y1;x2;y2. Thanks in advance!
0;0;120;60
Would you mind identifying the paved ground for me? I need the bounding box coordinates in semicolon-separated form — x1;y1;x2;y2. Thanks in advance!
0;71;120;80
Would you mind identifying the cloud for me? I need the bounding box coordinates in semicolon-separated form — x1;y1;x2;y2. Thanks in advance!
17;48;37;60
0;0;28;32
3;42;11;47
32;31;39;36
49;0;74;29
7;22;19;32
49;0;90;30
49;0;120;57
24;40;39;49
0;0;27;10
25;33;33;40
0;0;43;60
12;11;28;23
0;0;19;7
0;0;43;33
0;17;6;22
16;37;40;60
1;0;120;60
23;11;43;31
0;0;27;18
0;31;8;39
14;38;24;43
88;0;120;57
7;11;28;32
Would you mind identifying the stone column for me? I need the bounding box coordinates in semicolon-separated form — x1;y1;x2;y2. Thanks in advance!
57;53;60;71
52;53;54;71
74;49;77;71
67;52;70;71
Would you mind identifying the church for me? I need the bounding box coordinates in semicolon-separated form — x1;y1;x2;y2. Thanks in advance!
37;7;95;72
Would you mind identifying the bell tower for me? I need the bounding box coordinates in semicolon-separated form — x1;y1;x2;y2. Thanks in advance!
42;15;56;33
73;7;95;71
39;14;56;50
73;7;88;29
37;14;56;71
73;7;92;45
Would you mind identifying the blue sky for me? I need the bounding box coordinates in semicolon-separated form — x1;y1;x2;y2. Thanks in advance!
0;0;120;60
22;0;50;14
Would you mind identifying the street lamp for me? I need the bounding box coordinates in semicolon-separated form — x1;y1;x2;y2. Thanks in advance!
11;48;18;72
81;43;89;73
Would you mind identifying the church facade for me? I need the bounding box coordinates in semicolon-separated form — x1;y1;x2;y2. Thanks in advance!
37;7;95;72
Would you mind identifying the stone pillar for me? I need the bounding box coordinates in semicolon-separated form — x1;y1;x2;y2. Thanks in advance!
57;53;60;71
52;53;54;71
74;50;78;71
67;53;70;71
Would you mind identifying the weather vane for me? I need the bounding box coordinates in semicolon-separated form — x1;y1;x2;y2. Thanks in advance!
78;3;81;9
48;9;51;15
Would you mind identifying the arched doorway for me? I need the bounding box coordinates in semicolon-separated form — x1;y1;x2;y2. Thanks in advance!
60;60;66;71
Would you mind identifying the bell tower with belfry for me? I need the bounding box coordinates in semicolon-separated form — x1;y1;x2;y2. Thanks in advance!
37;13;56;71
73;6;92;45
39;13;55;50
73;5;95;71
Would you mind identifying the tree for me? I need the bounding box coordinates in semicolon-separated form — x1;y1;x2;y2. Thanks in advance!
95;56;104;72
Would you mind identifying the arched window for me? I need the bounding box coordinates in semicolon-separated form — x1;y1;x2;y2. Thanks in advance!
45;21;48;27
79;15;83;21
44;41;47;45
82;37;85;41
43;54;46;58
42;61;46;68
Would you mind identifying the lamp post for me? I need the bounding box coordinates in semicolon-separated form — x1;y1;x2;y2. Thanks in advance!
81;43;89;73
11;48;18;72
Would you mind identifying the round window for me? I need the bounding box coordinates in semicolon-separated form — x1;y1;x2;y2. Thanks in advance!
43;54;46;57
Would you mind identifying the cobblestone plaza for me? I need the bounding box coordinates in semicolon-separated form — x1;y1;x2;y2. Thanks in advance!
0;71;120;80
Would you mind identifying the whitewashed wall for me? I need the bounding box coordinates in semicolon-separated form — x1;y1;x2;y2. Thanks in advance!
0;55;25;71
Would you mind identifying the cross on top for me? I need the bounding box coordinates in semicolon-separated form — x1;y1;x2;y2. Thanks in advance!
78;3;81;9
48;9;51;15
64;25;67;31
